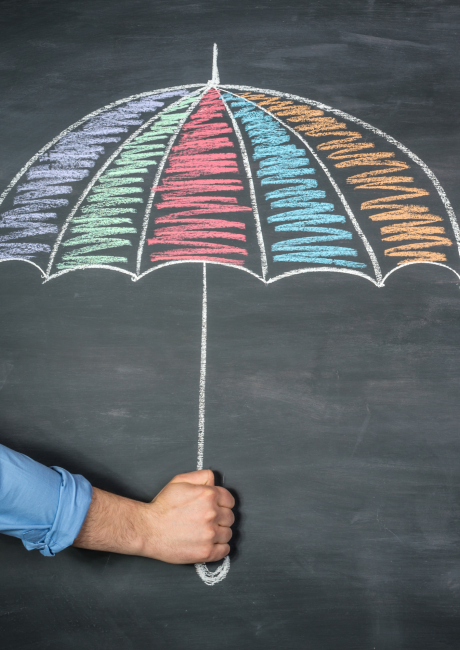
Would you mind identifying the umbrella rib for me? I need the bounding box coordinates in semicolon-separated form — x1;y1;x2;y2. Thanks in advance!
220;91;268;280
135;89;207;275
221;84;460;261
45;89;205;279
221;89;383;285
0;84;205;213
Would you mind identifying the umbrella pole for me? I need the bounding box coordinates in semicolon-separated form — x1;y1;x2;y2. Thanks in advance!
195;263;231;586
196;262;207;472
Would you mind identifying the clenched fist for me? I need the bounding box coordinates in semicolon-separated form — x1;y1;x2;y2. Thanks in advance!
73;470;235;564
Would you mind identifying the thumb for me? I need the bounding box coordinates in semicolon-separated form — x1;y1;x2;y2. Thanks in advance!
170;469;215;486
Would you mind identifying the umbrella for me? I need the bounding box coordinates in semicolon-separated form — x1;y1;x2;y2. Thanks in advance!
1;45;459;585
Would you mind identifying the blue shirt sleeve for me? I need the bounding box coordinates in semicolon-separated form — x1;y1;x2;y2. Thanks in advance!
0;443;93;556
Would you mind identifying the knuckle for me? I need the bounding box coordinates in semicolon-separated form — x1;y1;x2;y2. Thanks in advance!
212;545;229;562
195;485;205;497
198;488;214;505
199;544;215;563
205;508;217;522
203;526;217;542
198;488;216;506
204;488;216;501
203;469;214;483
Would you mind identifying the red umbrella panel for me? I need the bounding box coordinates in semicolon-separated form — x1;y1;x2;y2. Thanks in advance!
1;49;459;585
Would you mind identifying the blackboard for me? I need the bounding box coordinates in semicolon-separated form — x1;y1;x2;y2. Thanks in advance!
1;1;460;648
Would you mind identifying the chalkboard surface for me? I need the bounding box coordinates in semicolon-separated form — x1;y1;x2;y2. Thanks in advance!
1;1;460;648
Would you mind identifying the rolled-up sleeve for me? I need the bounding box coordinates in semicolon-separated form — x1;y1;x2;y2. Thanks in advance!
0;443;92;556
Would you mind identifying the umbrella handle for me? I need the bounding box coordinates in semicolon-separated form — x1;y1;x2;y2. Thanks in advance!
195;264;231;586
195;557;231;586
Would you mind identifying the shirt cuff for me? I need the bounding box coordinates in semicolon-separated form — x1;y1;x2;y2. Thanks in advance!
21;467;93;557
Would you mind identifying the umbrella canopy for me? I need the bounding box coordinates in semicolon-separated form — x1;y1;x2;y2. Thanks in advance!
1;49;459;285
1;46;459;585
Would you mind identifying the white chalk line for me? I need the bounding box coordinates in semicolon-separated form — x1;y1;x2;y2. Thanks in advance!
136;89;207;274
219;84;460;258
46;90;205;278
195;556;230;585
220;92;268;280
197;262;207;472
44;263;136;282
43;259;263;282
0;84;204;212
194;262;231;586
21;255;460;289
266;266;382;286
0;258;46;277
382;260;460;284
219;88;382;285
135;259;263;282
209;43;220;85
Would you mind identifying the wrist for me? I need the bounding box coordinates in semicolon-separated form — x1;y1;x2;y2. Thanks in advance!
128;499;156;557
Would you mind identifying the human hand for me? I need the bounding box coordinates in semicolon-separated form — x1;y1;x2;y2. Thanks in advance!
143;469;235;563
73;469;235;564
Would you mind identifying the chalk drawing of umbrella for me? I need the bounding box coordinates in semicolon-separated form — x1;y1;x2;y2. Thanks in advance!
1;45;460;585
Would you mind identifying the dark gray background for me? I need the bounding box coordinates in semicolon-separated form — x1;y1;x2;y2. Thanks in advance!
1;1;460;648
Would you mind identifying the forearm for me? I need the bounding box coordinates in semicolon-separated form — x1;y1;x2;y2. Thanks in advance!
72;487;149;556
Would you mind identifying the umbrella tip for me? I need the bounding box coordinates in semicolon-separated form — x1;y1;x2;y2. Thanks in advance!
208;43;220;85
